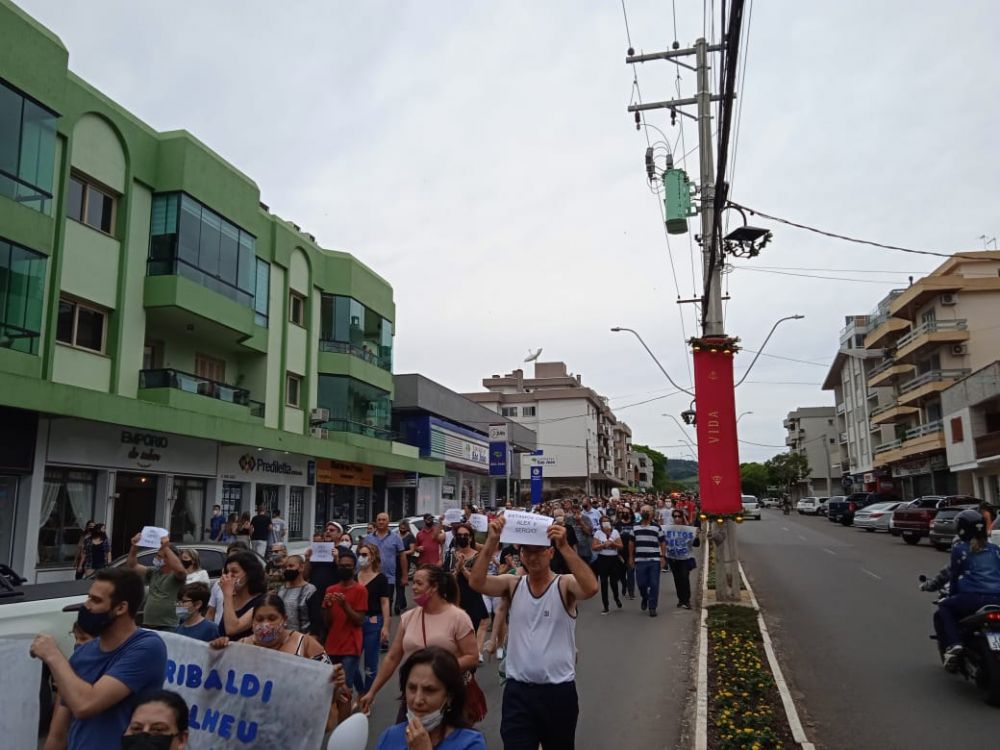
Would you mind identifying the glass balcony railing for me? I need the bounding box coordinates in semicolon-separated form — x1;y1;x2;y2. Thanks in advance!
318;340;392;371
139;368;252;407
320;418;395;441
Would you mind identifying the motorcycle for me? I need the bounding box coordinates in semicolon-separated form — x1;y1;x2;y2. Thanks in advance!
920;573;1000;705
782;503;791;516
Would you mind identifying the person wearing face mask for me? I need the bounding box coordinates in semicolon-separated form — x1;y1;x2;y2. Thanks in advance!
82;527;111;577
356;542;391;693
205;541;251;626
173;582;218;642
614;506;636;600
178;548;209;585
209;504;225;543
592;515;623;614
217;551;268;641
276;554;316;633
304;522;344;643
416;514;446;566
322;548;369;691
32;567;167;750
73;520;96;580
121;689;189;750
265;542;288;591
630;505;668;617
375;647;486;750
444;523;489;659
126;532;187;631
549;510;578;575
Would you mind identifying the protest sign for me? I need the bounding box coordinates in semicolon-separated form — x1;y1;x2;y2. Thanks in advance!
309;542;335;562
469;513;489;533
0;637;41;750
160;632;333;749
499;510;553;545
443;508;465;525
664;525;697;559
137;526;170;548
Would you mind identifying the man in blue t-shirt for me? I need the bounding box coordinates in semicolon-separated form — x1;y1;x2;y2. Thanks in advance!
363;512;407;612
31;567;167;749
209;504;226;542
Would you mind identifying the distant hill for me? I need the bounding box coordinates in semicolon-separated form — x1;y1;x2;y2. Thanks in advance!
666;458;698;480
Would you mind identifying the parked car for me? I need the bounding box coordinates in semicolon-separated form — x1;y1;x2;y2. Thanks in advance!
852;501;907;532
890;495;980;545
819;496;841;517
928;504;982;550
760;497;780;508
741;495;762;520
827;492;898;526
97;542;260;581
796;497;822;515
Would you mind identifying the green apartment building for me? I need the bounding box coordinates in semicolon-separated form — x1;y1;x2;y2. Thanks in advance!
0;1;442;582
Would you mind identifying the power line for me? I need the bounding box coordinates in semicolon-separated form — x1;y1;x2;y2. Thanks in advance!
743;264;930;274
736;267;911;285
740;348;830;367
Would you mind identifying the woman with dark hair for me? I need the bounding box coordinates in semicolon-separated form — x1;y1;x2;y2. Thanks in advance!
375;647;486;749
359;565;478;715
444;523;489;659
122;689;189;749
217;551;267;640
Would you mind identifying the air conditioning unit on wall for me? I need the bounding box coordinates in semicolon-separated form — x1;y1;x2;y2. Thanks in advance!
951;343;968;356
940;293;957;306
310;427;329;439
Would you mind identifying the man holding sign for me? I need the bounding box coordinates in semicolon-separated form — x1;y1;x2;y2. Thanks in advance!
469;512;598;750
128;528;187;631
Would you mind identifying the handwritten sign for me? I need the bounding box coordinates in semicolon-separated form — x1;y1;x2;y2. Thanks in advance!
665;525;698;559
443;508;465;525
160;632;333;749
137;526;170;548
469;513;489;533
0;637;41;750
500;510;553;546
309;542;335;562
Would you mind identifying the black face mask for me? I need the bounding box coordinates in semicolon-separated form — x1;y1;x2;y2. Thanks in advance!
121;732;176;750
76;606;117;636
337;567;355;582
424;521;433;529
181;559;193;568
282;569;299;581
456;537;470;548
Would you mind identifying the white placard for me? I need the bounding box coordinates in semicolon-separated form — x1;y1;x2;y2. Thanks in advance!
443;508;465;525
488;423;508;442
469;513;489;533
664;525;698;559
500;510;554;545
160;631;333;749
309;542;335;562
137;526;170;548
0;637;41;750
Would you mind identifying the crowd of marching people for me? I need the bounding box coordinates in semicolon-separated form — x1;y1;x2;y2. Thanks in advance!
31;491;703;749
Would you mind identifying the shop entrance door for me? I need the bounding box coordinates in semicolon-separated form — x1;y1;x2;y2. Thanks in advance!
113;473;158;557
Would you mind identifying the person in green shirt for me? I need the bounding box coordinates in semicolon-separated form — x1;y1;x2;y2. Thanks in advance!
127;531;187;630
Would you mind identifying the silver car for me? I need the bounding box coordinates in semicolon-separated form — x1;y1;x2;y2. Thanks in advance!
853;501;906;532
741;495;762;520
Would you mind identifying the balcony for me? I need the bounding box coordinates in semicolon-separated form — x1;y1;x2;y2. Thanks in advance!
864;316;909;349
894;319;969;363
867;357;915;388
319;340;391;371
870;401;919;425
138;368;263;421
975;432;1000;461
896;420;945;460
839;432;848;443
320;418;395;441
836;402;846;415
896;369;971;406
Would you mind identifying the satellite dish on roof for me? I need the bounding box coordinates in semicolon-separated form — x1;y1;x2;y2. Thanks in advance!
524;348;543;363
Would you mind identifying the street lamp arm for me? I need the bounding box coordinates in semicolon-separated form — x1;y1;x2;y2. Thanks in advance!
611;327;695;396
734;315;804;387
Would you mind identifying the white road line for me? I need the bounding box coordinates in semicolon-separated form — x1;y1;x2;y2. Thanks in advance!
739;564;816;750
797;534;807;541
694;543;710;750
822;547;837;556
781;526;790;532
861;568;882;581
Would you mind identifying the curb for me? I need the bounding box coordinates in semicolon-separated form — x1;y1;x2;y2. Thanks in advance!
693;544;815;750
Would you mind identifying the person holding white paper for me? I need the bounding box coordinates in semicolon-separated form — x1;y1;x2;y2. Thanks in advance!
127;531;186;630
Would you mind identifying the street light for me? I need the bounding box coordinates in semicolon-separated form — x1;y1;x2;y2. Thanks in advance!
610;327;694;396
734;315;805;387
737;411;753;423
661;413;698;450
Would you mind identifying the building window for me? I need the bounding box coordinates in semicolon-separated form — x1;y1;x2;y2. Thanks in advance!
288;486;304;540
143;340;163;370
289;291;305;326
317;374;392;439
56;297;107;353
0;238;46;354
286;373;302;408
37;468;96;568
0;80;57;214
500;406;517;417
170;477;207;543
521;406;536;417
319;293;393;370
194;354;226;384
254;258;270;327
147;193;262;312
951;417;964;443
67;173;116;235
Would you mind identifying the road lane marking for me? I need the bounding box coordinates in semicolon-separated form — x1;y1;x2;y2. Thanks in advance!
797;534;807;541
781;526;790;532
862;568;882;580
822;547;837;556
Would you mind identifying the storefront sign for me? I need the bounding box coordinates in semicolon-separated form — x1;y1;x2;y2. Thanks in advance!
530;465;543;505
218;447;312;486
890;454;947;478
489;442;507;476
47;419;217;476
488;424;508;442
386;471;418;488
316;460;373;488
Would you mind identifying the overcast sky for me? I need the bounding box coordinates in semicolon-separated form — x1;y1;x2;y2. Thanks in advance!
17;0;1000;465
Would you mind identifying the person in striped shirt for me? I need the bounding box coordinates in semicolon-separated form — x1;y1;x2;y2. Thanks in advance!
628;505;667;617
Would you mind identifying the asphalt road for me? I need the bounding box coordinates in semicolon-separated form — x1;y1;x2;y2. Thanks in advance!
365;573;699;749
739;510;999;750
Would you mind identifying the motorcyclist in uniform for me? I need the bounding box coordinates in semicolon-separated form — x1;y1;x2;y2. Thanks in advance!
929;509;1000;671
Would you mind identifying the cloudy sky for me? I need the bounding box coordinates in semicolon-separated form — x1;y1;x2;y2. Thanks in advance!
17;0;1000;464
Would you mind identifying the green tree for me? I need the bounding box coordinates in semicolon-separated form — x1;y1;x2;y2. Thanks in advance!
632;443;686;493
765;452;810;493
740;462;769;497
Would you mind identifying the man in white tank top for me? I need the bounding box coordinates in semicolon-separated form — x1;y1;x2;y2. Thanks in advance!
469;514;599;749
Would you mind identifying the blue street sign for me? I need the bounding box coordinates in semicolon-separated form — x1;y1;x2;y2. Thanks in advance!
530;464;543;505
489;442;507;476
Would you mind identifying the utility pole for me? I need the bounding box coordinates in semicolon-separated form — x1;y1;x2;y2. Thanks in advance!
696;37;723;338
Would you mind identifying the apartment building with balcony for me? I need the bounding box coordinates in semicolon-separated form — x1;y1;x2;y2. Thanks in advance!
612;421;633;486
942;362;1000;503
782;407;838;499
863;251;1000;498
0;2;442;581
462;362;628;496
